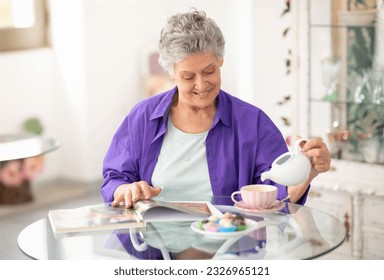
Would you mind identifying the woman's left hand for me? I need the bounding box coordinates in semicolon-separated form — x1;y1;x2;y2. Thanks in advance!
301;138;331;177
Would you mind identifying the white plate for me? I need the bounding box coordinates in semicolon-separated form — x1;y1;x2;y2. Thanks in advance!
234;200;285;215
190;218;258;240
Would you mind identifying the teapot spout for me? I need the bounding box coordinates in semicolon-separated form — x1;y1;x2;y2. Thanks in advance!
260;171;272;182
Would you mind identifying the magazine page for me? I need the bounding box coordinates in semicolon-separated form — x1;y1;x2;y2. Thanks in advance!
48;200;216;234
48;203;144;234
133;200;213;222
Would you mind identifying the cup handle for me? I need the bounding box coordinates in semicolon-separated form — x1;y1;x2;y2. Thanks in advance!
231;191;242;204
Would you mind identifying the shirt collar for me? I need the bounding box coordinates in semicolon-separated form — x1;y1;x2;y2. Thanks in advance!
149;87;232;128
150;87;178;121
214;90;231;128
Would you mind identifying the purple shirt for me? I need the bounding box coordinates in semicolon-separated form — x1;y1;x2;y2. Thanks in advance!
101;87;309;205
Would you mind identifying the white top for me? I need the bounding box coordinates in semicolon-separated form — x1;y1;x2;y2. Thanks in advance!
151;119;212;196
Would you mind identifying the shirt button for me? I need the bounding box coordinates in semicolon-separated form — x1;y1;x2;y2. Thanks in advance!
211;176;217;181
208;151;213;156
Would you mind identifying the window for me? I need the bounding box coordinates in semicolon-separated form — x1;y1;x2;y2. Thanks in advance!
0;0;48;52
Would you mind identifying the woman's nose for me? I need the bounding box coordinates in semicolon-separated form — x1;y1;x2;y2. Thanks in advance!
194;75;207;90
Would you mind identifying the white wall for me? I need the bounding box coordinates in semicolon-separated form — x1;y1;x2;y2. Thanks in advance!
252;0;294;139
0;0;292;185
0;48;62;180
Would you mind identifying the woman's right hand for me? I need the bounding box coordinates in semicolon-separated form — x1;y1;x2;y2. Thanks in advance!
112;181;162;208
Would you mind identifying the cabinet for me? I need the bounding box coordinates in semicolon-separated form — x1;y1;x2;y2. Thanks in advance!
306;187;354;257
305;160;384;259
292;0;384;259
363;196;384;258
307;0;384;165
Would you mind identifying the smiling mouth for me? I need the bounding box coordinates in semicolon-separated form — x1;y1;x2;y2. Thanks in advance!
194;90;209;97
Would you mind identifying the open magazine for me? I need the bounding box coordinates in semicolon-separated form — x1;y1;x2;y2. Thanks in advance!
48;199;213;234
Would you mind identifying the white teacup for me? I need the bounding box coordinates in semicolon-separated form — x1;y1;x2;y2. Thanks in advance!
231;184;278;210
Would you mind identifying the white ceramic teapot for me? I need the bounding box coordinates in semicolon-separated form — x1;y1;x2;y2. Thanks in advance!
260;138;311;186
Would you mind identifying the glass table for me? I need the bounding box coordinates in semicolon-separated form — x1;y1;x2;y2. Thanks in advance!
18;196;346;260
0;135;60;204
0;134;60;162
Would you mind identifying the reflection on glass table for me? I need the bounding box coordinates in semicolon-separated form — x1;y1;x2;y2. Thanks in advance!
18;196;347;260
0;134;60;162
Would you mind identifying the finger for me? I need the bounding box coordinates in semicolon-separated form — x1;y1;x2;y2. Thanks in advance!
305;148;323;158
313;165;329;174
150;186;162;197
130;183;140;202
317;165;330;173
111;194;123;207
302;138;325;152
309;156;330;172
136;181;151;200
312;160;328;169
307;148;330;162
124;188;133;208
112;184;130;207
111;185;127;207
308;153;330;165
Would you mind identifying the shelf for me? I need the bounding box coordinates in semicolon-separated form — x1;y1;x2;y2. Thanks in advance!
310;8;376;28
310;98;384;106
310;24;375;28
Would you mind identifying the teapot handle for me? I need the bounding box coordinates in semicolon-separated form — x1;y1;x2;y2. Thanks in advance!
293;138;307;154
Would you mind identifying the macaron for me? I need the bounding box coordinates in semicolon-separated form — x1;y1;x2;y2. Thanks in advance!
203;221;219;232
198;219;209;230
200;213;247;232
218;225;237;232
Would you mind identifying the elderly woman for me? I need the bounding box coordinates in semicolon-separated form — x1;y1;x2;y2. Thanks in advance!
101;10;330;208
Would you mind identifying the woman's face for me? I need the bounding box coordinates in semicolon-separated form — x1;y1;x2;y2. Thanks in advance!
172;51;223;109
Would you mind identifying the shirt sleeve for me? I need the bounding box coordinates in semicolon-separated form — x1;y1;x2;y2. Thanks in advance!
100;117;139;203
252;112;290;202
253;112;310;205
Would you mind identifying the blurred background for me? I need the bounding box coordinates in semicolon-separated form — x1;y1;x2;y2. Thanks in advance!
0;0;294;191
3;0;383;260
0;0;295;259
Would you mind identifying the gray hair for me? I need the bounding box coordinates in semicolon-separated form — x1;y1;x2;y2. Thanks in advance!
158;10;225;74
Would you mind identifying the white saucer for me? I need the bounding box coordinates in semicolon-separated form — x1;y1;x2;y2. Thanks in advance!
190;218;258;240
234;200;285;215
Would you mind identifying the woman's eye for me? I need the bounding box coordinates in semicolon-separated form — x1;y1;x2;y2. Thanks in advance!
204;68;215;74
